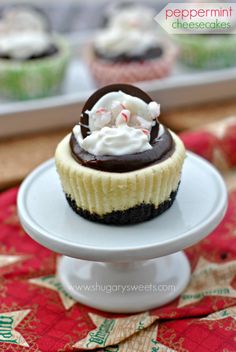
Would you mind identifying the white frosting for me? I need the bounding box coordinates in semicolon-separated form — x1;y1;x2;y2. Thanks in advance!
87;91;160;132
95;28;160;57
0;7;53;59
95;6;161;57
109;6;156;30
0;8;48;32
0;31;53;60
74;91;161;156
74;125;151;156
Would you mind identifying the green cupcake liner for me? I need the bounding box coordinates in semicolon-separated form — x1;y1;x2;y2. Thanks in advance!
0;36;70;100
175;34;236;69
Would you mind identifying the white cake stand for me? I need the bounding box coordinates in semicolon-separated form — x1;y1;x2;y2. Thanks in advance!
17;152;227;313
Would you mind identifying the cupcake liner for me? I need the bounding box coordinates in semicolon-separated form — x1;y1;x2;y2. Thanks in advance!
55;132;185;217
86;43;177;86
65;186;179;225
0;36;70;100
175;34;236;69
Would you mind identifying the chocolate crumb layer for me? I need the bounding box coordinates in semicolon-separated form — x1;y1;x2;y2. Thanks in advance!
0;43;59;61
65;186;179;225
94;46;163;63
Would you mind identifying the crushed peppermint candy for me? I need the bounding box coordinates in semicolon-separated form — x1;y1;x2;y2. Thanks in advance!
75;90;162;156
86;95;160;139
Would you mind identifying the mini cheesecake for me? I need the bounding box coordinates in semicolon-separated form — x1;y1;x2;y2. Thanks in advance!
87;5;177;85
55;84;186;225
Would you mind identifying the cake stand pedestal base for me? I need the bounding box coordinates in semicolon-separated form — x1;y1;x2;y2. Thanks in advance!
58;252;190;313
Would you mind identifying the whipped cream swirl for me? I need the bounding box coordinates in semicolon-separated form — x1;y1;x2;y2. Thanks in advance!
95;6;162;58
0;7;54;60
95;28;161;58
108;6;157;30
74;125;152;156
0;7;48;32
0;32;54;60
73;91;161;156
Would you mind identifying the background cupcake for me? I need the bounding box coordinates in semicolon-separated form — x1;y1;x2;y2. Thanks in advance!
173;0;236;70
101;0;157;28
87;4;177;86
175;34;236;70
0;4;70;100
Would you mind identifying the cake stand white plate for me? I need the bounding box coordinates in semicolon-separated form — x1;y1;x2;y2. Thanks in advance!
17;152;227;313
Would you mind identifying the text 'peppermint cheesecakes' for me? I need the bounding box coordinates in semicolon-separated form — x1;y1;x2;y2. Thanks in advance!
55;84;186;225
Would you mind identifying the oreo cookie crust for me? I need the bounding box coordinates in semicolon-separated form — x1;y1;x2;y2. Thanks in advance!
66;186;179;225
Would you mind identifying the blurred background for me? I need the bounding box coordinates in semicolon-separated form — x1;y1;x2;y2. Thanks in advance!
0;0;236;190
0;0;176;33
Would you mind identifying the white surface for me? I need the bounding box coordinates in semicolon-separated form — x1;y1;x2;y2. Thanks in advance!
17;152;227;312
58;252;190;313
1;41;236;137
17;152;227;262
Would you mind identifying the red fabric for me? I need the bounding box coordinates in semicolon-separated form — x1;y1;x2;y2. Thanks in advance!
180;119;236;168
180;131;219;162
0;127;236;351
0;188;235;351
220;124;236;166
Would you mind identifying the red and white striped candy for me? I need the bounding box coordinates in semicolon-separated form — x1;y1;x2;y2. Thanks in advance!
116;109;131;127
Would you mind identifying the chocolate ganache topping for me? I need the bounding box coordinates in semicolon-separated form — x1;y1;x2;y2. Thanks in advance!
70;84;174;173
94;46;163;63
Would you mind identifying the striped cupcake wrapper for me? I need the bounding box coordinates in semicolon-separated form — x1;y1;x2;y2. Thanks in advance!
0;36;70;100
175;34;236;69
55;132;185;216
85;43;178;86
